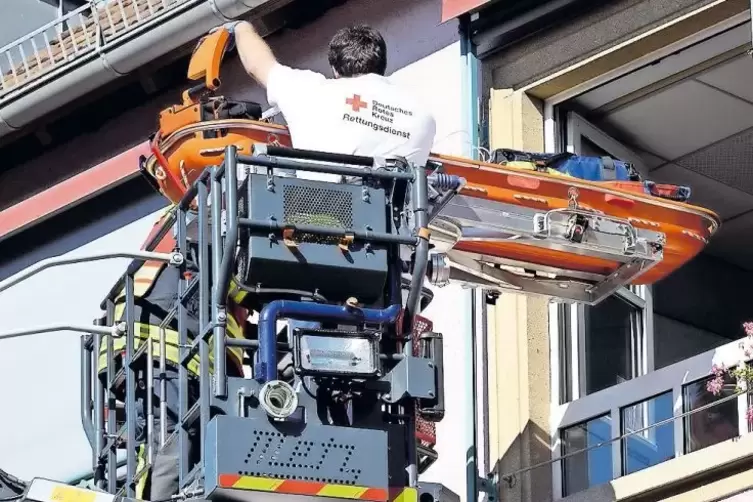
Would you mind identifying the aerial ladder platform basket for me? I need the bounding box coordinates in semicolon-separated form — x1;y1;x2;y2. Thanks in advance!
0;23;721;502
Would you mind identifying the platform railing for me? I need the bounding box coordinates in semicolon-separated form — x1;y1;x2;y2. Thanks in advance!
0;0;198;102
75;145;458;497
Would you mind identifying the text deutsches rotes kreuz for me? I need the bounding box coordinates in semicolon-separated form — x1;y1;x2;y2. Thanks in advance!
370;100;413;124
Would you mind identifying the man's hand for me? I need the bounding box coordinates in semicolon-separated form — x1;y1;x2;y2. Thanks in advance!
210;21;241;50
220;20;278;88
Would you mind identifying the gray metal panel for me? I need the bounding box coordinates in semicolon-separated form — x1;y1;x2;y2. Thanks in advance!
417;483;460;502
244;174;389;304
203;415;404;498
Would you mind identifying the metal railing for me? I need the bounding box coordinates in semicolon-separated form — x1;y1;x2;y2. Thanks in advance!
493;383;753;500
0;0;198;102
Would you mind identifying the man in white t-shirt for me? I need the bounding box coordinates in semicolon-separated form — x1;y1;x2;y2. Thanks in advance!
224;21;437;180
217;21;436;353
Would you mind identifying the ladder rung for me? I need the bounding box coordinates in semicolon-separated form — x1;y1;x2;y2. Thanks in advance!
181;462;203;491
128;340;150;367
179;401;200;431
180;337;200;367
99;425;127;460
180;275;199;303
109;340;151;390
129;464;150;488
179;322;216;367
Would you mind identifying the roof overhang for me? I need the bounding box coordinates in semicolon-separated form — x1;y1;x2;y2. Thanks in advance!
519;0;749;99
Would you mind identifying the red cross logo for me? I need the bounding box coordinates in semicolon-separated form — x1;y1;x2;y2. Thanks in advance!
346;94;368;112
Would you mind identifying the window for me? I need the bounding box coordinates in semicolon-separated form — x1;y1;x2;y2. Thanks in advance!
621;392;675;474
683;374;739;453
561;414;613;496
555;113;654;402
584;293;644;394
558;303;574;404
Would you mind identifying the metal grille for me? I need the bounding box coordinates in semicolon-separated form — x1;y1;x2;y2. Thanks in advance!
240;430;363;484
412;315;436;446
0;0;196;101
282;185;354;244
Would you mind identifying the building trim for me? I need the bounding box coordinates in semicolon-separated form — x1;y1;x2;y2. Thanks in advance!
519;0;749;100
0;142;148;243
441;0;493;23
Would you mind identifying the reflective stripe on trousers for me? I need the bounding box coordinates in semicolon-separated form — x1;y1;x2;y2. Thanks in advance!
136;444;147;499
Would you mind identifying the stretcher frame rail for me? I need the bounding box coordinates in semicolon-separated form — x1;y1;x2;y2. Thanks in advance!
426;186;667;305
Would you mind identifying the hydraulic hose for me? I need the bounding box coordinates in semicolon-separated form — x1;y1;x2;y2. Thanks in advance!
256;301;401;383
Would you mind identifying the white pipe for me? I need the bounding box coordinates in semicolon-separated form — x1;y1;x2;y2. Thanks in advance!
0;324;117;341
0;250;180;293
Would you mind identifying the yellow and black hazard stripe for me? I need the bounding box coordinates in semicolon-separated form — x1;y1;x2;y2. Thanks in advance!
217;474;417;502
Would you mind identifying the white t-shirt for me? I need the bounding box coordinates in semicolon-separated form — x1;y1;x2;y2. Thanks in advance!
265;63;437;181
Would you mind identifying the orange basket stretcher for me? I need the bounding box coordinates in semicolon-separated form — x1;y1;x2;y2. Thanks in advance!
140;27;721;306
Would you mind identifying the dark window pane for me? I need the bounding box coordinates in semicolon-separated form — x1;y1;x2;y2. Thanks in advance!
584;295;639;394
562;415;613;496
683;374;738;453
621;392;675;474
559;304;573;404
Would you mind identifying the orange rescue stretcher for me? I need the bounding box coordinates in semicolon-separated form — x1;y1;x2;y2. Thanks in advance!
140;28;720;305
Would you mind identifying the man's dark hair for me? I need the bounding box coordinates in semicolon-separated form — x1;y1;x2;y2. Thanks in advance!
327;25;387;77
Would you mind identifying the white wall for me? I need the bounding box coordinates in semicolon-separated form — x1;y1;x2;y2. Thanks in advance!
0;193;166;481
0;0;476;496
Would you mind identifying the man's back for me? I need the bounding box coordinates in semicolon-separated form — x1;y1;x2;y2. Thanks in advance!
267;64;436;179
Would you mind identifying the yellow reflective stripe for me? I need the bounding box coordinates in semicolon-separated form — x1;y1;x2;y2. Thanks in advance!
317;485;370;499
113;262;165;302
98;322;245;376
135;444;147;500
228;278;247;304
391;488;417;502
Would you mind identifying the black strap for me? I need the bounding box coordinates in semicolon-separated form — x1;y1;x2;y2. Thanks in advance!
601;156;616;180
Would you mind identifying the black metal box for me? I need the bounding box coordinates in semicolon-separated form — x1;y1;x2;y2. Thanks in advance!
242;174;389;304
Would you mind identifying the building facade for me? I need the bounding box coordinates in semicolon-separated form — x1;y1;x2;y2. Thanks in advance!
453;0;753;500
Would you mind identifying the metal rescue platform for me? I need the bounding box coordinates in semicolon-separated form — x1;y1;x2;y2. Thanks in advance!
0;145;465;502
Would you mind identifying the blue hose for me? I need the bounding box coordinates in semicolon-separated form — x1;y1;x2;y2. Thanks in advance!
256;301;401;383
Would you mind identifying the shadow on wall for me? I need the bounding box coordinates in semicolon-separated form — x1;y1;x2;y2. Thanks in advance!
493;420;571;502
0;178;166;281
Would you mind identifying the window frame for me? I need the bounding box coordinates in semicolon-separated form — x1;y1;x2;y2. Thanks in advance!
554;113;655;404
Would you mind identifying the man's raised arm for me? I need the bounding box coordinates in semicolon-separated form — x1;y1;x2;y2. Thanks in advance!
230;21;278;88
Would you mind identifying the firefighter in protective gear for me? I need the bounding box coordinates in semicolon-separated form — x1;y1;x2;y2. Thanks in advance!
97;205;252;501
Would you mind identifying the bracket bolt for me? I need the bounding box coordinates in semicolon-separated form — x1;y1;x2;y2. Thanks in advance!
170;252;185;266
112;322;127;338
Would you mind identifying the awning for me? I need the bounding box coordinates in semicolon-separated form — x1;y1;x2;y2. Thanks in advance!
441;0;493;22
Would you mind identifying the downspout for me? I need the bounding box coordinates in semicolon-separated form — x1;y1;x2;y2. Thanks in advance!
0;0;281;138
460;14;484;502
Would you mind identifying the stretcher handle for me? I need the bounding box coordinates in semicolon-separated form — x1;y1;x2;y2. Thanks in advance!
264;145;375;167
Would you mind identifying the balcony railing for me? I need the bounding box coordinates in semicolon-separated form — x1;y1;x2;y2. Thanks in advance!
547;336;753;498
0;0;198;103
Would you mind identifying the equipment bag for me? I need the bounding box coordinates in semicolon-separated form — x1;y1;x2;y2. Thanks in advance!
490;148;641;182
